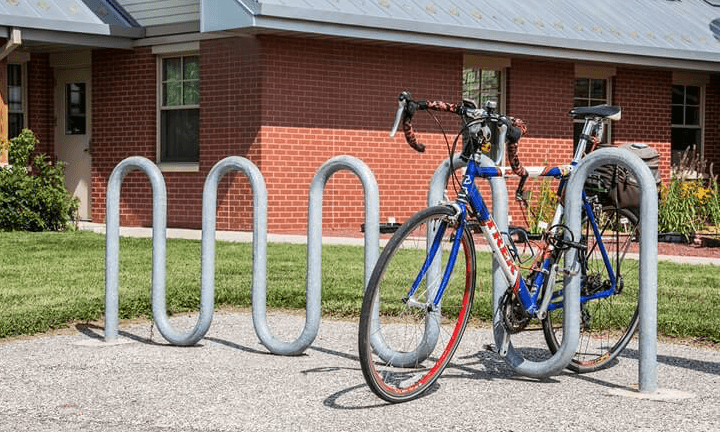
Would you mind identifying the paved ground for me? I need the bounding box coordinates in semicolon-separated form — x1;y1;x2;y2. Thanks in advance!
0;311;718;432
1;223;713;431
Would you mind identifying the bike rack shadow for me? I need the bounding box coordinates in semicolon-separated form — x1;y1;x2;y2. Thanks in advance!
104;155;379;355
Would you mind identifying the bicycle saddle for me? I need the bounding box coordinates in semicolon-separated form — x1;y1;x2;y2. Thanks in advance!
569;105;621;120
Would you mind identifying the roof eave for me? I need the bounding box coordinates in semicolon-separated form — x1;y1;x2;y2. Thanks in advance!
201;0;720;72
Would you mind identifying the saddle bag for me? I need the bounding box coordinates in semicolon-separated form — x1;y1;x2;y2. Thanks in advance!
584;142;660;211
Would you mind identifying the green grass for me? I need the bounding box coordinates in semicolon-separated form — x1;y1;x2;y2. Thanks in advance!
1;230;719;343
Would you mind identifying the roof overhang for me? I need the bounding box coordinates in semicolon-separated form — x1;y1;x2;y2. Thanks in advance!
200;0;720;72
0;0;143;50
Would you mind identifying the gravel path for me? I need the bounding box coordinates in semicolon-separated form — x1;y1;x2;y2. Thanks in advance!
0;311;718;432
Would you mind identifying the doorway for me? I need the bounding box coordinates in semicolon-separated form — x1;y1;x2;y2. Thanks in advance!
55;67;92;220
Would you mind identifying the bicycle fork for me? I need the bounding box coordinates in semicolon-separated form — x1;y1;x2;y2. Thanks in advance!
404;204;468;311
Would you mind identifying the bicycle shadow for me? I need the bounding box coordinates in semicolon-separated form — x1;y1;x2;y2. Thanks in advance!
307;344;563;410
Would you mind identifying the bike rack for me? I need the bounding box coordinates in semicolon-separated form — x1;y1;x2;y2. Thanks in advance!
104;156;207;344
428;153;580;378
565;147;659;393
255;155;379;355
104;155;380;355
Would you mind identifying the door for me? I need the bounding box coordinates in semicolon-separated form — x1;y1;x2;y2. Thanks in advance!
55;67;92;220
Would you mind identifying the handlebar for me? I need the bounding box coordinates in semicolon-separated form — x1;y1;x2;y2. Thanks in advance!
390;90;530;201
390;90;528;179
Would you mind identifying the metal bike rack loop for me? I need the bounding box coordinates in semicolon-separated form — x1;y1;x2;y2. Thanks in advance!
565;147;659;392
105;155;380;354
428;154;581;378
104;156;216;345
255;155;380;355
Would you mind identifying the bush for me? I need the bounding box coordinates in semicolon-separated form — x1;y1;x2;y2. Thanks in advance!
658;147;720;236
0;129;78;231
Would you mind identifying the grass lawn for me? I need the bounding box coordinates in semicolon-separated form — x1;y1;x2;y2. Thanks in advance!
1;230;719;343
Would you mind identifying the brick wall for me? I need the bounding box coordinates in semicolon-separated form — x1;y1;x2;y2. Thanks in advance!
199;37;262;231
92;47;157;226
27;54;54;156
612;68;672;181
257;36;462;233
505;59;575;226
86;35;692;234
705;74;720;171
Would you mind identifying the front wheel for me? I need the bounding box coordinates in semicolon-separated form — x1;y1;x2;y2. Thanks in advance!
358;206;476;403
542;206;640;373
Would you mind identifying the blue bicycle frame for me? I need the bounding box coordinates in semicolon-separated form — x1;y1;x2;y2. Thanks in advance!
410;156;622;318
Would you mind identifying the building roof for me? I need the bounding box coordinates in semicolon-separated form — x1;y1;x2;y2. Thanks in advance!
0;0;143;49
200;0;720;71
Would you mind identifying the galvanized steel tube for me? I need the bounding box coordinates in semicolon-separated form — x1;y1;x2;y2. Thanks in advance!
254;155;379;355
565;147;659;392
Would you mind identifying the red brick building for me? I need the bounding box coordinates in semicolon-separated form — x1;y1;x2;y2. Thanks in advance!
2;0;720;231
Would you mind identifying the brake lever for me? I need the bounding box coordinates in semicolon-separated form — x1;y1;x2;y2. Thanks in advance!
389;98;406;138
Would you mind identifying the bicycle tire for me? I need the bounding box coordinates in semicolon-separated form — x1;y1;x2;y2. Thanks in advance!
358;205;476;403
541;206;640;373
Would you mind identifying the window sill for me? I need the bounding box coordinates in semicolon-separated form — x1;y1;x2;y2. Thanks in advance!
158;162;200;173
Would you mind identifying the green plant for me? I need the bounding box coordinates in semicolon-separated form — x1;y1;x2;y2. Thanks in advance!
0;129;79;231
525;178;558;234
658;147;717;235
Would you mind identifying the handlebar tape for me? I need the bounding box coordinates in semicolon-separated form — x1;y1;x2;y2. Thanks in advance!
402;100;460;153
505;117;528;177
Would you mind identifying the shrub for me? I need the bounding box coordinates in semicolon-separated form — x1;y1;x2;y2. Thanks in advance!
524;178;558;234
0;129;78;231
658;147;720;236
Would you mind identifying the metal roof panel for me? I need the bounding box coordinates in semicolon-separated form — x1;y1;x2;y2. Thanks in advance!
202;0;720;68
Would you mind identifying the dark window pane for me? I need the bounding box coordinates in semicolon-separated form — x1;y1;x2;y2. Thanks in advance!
183;56;199;80
671;127;701;165
161;109;199;163
183;81;199;105
672;85;685;105
163;57;181;81
9;113;23;138
590;79;606;99
686;106;700;125
575;79;589;98
671;106;685;125
573;122;584;148
163;82;182;106
66;83;86;135
574;98;588;108
481;70;499;90
685;85;700;105
7;64;21;86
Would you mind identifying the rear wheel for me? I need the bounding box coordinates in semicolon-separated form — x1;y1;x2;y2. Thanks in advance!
358;206;476;403
542;206;640;373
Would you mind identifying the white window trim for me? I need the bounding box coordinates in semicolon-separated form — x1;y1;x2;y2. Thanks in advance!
156;50;200;172
462;54;509;113
671;73;707;161
573;72;614;144
7;56;28;137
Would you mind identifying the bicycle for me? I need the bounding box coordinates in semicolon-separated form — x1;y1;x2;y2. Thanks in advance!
358;91;640;403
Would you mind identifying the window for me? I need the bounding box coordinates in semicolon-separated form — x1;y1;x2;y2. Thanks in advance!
158;54;199;164
671;85;702;166
66;83;87;135
7;63;25;138
463;68;504;109
573;77;611;146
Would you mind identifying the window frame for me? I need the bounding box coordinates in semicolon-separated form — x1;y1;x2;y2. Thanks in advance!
155;47;200;172
573;73;613;147
462;55;509;114
670;82;705;166
7;61;28;139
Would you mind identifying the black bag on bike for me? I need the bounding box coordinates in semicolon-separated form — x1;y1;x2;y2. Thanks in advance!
584;142;660;211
